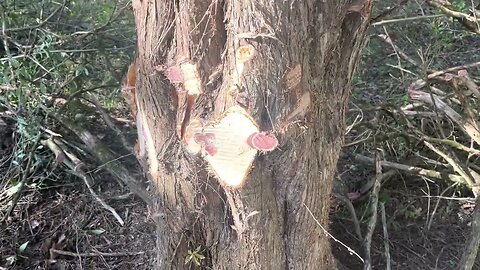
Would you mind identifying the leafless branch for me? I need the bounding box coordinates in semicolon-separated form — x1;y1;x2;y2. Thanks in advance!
50;248;143;258
3;0;66;33
380;202;391;270
355;154;467;184
363;150;383;270
43;138;125;225
371;0;409;23
304;203;364;263
0;136;40;223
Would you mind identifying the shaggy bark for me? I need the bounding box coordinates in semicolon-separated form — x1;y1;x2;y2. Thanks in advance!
130;0;372;269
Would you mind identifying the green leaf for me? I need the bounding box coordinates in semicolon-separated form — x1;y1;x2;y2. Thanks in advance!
90;228;106;235
6;181;22;197
184;254;192;265
18;241;29;253
6;255;16;265
194;252;205;261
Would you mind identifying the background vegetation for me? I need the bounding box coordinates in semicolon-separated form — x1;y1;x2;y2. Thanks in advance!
0;0;479;269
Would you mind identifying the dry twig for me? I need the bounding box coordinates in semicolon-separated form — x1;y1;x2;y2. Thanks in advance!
304;203;364;264
1;136;40;223
363;150;383;270
355;154;466;184
380;202;391;270
50;248;143;258
43;138;125;225
88;96;133;153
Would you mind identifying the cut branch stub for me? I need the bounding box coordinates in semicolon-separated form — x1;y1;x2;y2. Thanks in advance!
165;66;184;84
246;132;278;151
194;132;217;156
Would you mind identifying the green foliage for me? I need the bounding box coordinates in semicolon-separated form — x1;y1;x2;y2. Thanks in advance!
378;191;392;204
1;0;135;169
451;0;468;12
185;246;206;267
399;205;422;220
5;241;29;266
1;0;135;114
0;3;136;264
90;228;106;235
430;17;455;51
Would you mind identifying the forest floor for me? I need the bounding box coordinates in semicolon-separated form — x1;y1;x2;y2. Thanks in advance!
330;1;480;268
1;1;480;270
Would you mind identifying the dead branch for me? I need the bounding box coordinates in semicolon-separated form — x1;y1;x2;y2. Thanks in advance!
377;33;420;68
408;89;480;145
380;202;391;270
333;192;363;240
88;96;133;153
44;107;153;205
423;141;479;196
363;150;383;270
425;0;480;34
50;248;143;258
43;138;125;225
371;15;443;26
1;136;40;223
305;203;364;264
371;0;409;23
420;136;480;157
411;61;480;90
354;154;467;184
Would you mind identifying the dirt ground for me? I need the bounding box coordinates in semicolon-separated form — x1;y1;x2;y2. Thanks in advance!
1;152;477;269
0;167;157;269
332;155;478;269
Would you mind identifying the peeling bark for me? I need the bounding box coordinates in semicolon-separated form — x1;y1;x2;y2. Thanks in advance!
130;0;372;269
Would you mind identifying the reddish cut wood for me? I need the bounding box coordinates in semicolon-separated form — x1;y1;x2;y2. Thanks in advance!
246;132;278;151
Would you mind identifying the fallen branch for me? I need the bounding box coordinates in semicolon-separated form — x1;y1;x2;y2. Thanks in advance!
42;105;153;205
1;136;40;223
60;120;153;205
380;202;391;270
50;248;144;258
409;89;480;146
411;61;480;90
333;192;363;240
425;0;480;34
363;150;383;270
424;142;478;195
88;96;133;153
354;154;466;184
43;138;125;225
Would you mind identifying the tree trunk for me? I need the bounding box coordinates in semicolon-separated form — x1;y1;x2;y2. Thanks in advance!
129;0;372;269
